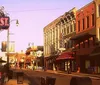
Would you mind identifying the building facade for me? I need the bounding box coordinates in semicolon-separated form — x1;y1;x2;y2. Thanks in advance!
56;8;77;72
90;0;100;74
71;1;96;73
25;46;44;69
43;0;100;74
44;8;77;71
44;16;62;70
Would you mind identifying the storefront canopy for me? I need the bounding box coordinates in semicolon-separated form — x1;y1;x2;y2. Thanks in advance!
56;52;74;60
90;46;100;56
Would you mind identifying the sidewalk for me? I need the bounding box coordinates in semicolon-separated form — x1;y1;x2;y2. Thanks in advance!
35;69;100;79
11;68;100;79
5;79;29;85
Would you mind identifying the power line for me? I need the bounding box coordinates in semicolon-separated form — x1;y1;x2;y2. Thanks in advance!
7;8;65;13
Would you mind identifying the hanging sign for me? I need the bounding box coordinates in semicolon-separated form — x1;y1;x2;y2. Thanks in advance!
0;17;10;29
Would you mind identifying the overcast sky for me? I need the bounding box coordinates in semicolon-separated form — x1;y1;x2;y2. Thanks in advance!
0;0;92;52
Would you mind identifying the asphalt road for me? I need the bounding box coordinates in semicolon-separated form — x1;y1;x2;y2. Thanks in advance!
13;69;100;85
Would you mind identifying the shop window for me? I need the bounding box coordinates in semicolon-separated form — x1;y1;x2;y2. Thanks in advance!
85;60;90;69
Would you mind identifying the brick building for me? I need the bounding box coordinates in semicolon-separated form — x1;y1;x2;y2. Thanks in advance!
90;0;100;74
71;1;96;73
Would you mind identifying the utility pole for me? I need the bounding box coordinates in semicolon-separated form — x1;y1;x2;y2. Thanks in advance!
7;26;10;71
7;19;19;71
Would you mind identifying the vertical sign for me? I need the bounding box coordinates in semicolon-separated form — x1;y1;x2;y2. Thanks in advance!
0;17;10;29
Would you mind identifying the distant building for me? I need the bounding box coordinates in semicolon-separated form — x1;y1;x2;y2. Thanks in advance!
25;46;44;69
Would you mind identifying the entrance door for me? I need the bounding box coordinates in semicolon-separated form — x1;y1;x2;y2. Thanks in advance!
65;60;70;72
65;62;68;71
71;60;76;72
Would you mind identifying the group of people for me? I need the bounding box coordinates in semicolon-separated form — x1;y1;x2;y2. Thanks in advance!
0;72;8;85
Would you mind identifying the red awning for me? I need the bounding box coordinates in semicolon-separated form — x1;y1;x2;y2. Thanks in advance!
56;52;74;60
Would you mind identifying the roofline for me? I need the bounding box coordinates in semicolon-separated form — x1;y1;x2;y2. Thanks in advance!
77;1;94;12
43;7;77;31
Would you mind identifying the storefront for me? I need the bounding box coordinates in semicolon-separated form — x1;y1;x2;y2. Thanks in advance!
45;55;57;70
56;52;75;72
89;46;100;74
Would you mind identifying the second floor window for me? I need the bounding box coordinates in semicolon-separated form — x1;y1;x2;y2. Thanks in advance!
92;14;94;26
82;18;85;30
87;16;89;28
67;26;69;34
70;24;73;32
78;21;80;32
98;4;100;17
64;28;66;35
74;23;76;31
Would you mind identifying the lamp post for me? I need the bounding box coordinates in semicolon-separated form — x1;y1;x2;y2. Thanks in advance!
7;19;19;71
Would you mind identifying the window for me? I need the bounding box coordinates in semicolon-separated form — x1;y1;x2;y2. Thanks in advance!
74;23;76;31
64;28;66;35
70;24;72;32
92;14;94;26
98;4;100;17
78;21;80;32
87;16;89;28
82;18;85;30
67;26;69;34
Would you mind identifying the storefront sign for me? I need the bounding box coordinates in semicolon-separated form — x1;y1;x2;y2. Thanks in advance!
0;17;10;29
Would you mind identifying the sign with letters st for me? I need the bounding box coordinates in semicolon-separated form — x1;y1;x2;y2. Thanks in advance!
0;17;10;29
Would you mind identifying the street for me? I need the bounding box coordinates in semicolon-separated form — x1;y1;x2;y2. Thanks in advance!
20;69;100;85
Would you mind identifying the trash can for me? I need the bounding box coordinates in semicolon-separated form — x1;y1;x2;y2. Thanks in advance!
46;76;56;85
41;77;46;85
70;76;92;85
17;72;24;84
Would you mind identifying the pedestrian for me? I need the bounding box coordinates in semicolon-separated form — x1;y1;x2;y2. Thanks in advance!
1;72;5;85
4;73;8;83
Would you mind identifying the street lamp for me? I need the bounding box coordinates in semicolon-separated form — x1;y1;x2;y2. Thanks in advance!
7;19;19;71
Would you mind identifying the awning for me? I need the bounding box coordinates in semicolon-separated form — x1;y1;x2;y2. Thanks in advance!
90;46;100;56
70;29;96;40
71;33;95;40
56;52;74;60
63;32;76;39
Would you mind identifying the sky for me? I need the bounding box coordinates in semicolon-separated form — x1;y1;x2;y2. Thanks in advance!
0;0;92;52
